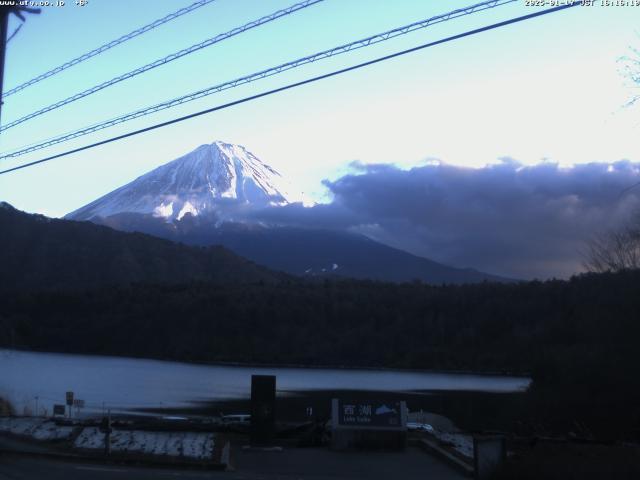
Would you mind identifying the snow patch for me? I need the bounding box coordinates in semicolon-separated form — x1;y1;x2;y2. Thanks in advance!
74;427;215;459
435;431;474;459
177;202;198;221
0;417;74;441
153;201;174;218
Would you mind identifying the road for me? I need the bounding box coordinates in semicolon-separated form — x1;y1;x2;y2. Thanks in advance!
0;446;467;480
0;456;217;480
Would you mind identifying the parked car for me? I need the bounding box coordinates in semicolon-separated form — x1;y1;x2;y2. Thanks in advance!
221;414;251;425
407;422;434;433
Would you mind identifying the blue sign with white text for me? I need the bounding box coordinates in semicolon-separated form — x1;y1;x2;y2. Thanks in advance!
338;400;402;427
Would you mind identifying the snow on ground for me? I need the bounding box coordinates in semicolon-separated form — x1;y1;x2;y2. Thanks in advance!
435;431;474;459
73;427;215;460
0;417;215;460
0;417;74;441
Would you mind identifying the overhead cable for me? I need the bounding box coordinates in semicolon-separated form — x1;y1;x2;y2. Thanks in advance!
0;0;324;133
0;0;515;154
3;0;219;98
0;3;581;176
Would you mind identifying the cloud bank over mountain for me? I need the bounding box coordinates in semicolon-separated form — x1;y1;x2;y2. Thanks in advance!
253;159;640;279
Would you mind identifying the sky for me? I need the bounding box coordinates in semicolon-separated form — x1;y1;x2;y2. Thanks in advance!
1;0;640;279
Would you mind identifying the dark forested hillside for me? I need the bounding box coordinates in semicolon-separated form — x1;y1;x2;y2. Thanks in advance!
0;202;281;290
2;271;638;372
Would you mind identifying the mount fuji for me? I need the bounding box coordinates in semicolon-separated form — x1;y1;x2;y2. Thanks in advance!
67;141;296;223
67;141;512;284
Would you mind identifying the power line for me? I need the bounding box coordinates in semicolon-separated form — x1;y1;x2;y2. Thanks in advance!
0;0;324;133
2;0;218;98
0;3;580;177
0;0;516;158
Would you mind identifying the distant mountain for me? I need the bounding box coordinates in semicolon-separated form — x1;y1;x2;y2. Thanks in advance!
66;140;513;285
67;141;295;223
93;212;511;284
0;202;280;291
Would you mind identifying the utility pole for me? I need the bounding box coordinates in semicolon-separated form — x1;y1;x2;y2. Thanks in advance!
0;7;9;126
0;4;40;127
100;410;112;456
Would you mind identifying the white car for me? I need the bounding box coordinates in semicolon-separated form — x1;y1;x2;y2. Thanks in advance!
221;414;251;425
407;422;434;433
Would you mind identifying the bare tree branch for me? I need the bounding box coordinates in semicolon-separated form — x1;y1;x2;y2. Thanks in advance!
582;211;640;273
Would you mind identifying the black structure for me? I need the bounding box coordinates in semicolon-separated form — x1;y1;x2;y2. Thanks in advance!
250;374;276;445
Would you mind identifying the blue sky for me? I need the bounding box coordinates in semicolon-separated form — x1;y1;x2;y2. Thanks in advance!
0;0;637;218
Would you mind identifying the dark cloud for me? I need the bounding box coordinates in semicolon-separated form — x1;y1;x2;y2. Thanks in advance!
253;159;640;279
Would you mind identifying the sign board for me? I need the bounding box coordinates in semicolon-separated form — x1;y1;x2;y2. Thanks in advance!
53;404;66;416
73;399;85;408
331;398;408;450
337;399;404;428
65;391;74;406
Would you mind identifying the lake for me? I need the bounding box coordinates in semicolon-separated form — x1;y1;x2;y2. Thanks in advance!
0;349;530;417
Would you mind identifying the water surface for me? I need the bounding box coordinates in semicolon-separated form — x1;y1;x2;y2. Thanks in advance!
0;349;530;416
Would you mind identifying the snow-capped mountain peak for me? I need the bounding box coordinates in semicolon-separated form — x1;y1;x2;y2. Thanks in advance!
66;141;297;222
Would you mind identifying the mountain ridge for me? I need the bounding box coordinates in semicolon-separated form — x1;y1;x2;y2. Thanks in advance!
93;210;515;284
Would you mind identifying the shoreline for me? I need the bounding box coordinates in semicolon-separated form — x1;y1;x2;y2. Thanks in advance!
0;347;532;379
